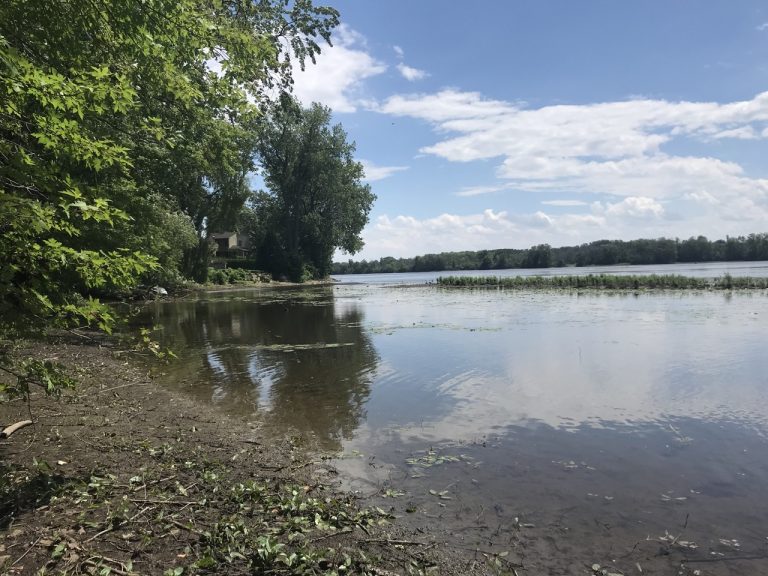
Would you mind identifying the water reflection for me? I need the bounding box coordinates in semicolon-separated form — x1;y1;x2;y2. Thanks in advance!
139;288;379;449
135;283;768;572
341;287;768;445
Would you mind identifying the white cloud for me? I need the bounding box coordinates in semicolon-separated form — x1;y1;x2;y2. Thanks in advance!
396;63;429;82
359;160;408;182
455;185;506;197
710;126;758;139
541;200;589;207
373;89;768;228
393;45;404;59
376;89;515;122
757;22;768;31
355;192;768;259
360;208;607;258
597;196;665;219
291;24;386;113
684;190;720;205
392;92;768;164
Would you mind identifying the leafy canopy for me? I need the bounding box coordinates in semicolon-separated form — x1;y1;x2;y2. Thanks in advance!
249;95;375;281
0;0;339;396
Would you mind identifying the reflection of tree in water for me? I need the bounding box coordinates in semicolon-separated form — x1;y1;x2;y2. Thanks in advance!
141;288;378;449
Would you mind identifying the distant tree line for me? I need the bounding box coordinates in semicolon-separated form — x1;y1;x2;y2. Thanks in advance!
332;234;768;275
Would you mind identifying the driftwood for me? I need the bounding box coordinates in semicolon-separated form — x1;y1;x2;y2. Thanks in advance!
0;420;33;438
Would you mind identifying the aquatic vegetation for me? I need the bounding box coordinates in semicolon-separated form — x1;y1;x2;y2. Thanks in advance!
435;273;768;290
405;449;472;468
252;342;356;352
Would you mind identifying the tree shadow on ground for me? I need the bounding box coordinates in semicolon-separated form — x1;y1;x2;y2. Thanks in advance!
0;460;78;530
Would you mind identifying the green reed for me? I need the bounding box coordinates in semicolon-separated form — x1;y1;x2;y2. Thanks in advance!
435;273;768;290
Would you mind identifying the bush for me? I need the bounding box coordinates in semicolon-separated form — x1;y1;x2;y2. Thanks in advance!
207;268;252;285
221;259;259;270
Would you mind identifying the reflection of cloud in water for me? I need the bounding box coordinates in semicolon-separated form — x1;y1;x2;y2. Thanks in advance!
246;353;278;411
353;289;768;448
140;287;379;450
205;350;226;375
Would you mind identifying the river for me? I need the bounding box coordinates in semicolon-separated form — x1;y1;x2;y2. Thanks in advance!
139;261;768;574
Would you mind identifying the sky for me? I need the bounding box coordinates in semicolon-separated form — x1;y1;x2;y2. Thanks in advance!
287;0;768;261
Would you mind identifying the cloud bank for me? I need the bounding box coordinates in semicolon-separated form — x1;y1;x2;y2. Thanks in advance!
356;89;768;258
291;25;386;112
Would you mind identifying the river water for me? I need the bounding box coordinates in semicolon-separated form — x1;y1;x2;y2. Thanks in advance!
139;262;768;574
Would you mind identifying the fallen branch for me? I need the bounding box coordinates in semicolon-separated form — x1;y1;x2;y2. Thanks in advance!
84;506;154;543
168;518;207;537
10;535;42;567
129;499;199;506
363;538;429;547
97;382;150;394
130;474;177;492
83;558;132;576
1;420;33;438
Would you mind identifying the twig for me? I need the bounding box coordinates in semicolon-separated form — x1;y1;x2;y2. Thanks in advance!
168;519;207;537
619;541;640;558
97;382;150;394
84;506;154;543
130;474;177;492
83;558;131;575
363;538;428;546
64;327;102;345
129;499;199;505
11;535;42;567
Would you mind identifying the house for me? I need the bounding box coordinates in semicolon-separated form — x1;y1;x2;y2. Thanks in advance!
210;232;249;257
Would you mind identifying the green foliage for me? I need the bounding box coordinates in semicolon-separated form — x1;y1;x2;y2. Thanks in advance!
436;273;768;290
0;0;340;395
207;268;252;285
0;356;76;401
248;95;376;282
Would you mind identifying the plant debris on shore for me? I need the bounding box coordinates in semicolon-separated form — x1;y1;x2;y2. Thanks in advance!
0;342;488;575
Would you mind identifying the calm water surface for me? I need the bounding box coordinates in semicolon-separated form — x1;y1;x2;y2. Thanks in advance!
140;269;768;573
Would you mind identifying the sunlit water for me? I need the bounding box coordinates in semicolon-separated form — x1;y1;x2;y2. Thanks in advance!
138;263;768;572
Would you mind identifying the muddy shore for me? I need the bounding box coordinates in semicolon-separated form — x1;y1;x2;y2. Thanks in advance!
0;339;499;575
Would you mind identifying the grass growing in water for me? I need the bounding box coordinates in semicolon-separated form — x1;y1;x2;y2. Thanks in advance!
436;273;768;290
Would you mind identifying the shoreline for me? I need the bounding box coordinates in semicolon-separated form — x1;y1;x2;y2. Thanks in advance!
0;340;484;575
173;278;338;296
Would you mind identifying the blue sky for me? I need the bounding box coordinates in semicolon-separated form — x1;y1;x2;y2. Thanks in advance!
287;1;768;260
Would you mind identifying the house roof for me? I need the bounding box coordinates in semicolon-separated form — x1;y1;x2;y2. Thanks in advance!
210;232;237;240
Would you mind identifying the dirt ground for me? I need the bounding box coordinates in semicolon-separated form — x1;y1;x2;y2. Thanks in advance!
0;339;503;575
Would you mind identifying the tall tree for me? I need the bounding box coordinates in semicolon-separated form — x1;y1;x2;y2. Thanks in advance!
252;96;375;281
0;0;338;396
